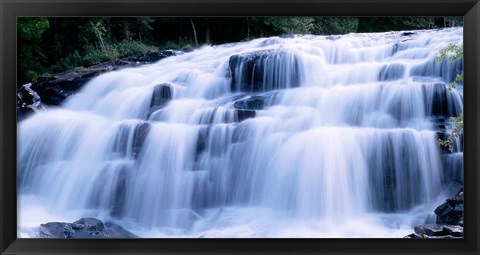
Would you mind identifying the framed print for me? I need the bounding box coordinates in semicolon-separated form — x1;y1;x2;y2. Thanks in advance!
1;0;480;254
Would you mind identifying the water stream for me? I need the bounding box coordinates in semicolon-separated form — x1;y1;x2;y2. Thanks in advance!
18;27;463;238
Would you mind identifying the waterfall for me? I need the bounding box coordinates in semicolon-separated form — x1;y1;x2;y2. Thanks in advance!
18;27;464;238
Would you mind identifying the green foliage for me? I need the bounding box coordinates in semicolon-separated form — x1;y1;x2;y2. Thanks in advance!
17;17;464;86
313;17;359;35
81;19;108;52
435;43;464;152
436;44;463;62
436;43;464;90
160;41;191;51
438;113;464;152
17;18;50;84
443;17;463;27
17;17;50;40
114;40;157;57
263;17;315;35
395;17;433;29
82;47;118;66
357;17;435;32
48;51;83;73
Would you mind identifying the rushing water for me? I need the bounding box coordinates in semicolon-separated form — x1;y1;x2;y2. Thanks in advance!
18;27;464;238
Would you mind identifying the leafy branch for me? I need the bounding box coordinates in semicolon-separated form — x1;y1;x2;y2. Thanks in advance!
435;44;463;90
436;43;463;152
438;112;463;152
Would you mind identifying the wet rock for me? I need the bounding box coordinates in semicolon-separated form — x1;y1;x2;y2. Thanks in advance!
195;126;209;159
435;188;463;225
412;57;463;84
74;218;104;231
425;83;451;117
38;217;138;238
132;123;151;158
17;50;179;118
147;83;173;118
405;188;464;238
378;63;405;81
229;50;300;92
113;122;151;158
413;224;463;238
233;96;265;110
402;31;416;36
236;109;256;122
16;83;46;120
150;83;173;108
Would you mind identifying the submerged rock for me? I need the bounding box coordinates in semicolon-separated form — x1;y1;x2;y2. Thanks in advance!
38;217;138;238
147;83;173;118
236;109;256;122
150;83;173;108
378;63;405;81
229;50;301;92
112;122;151;159
233;95;265;110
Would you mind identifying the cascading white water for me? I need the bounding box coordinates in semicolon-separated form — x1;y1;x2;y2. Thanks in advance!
18;27;464;238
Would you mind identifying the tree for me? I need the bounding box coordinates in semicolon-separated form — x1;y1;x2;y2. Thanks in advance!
263;17;315;35
17;17;50;85
313;17;359;35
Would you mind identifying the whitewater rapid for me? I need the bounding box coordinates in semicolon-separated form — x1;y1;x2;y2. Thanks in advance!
18;27;463;238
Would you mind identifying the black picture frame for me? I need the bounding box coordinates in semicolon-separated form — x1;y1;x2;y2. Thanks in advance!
1;0;479;254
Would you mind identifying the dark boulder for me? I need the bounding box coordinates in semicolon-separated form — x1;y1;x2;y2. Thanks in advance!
73;218;104;231
150;83;173;108
435;188;463;225
31;66;115;106
16;83;45;120
401;31;416;36
404;188;464;238
147;83;173;118
229;50;301;92
38;218;138;238
413;224;463;238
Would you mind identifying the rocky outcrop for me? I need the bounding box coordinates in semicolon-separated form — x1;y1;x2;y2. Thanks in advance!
405;224;463;238
435;188;463;225
38;217;138;238
404;188;463;238
17;50;179;121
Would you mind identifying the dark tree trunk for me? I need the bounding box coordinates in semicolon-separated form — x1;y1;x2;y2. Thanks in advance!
190;18;199;46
